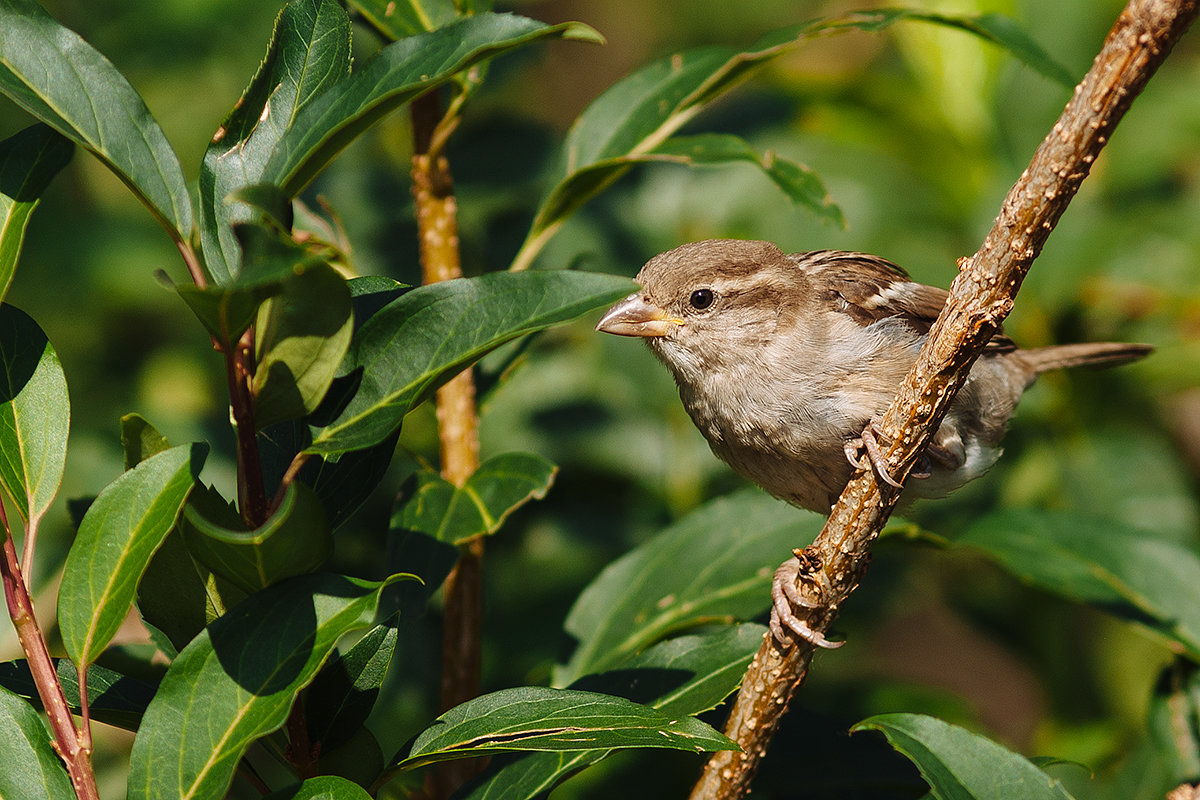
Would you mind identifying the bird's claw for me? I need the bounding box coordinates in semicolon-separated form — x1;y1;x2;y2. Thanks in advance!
769;555;843;650
843;421;904;488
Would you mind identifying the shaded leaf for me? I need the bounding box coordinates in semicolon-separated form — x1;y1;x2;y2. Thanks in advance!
305;622;398;752
306;270;634;457
128;572;411;800
957;509;1200;659
263;13;603;195
121;413;171;470
1148;659;1200;784
58;443;207;668
347;0;458;39
852;713;1076;799
182;481;331;594
0;124;72;306
0;0;191;239
555;490;821;686
265;775;374;800
0;659;156;732
200;0;352;282
0;685;72;800
0;303;68;527
394;452;556;544
393;687;736;772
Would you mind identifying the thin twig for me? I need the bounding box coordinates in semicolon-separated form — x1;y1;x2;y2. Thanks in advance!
691;1;1199;797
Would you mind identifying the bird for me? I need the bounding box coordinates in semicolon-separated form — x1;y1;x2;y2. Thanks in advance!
596;239;1151;648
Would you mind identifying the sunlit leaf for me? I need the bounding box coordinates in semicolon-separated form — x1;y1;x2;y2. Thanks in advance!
305;622;398;752
0;124;72;307
121;413;170;470
0;685;72;800
306;270;633;457
128;573;411;800
0;0;191;239
394;452;556;544
853;713;1076;799
199;0;352;283
347;0;457;39
0;304;68;527
392;687;736;772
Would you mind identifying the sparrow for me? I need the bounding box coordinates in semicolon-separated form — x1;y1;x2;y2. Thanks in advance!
596;239;1151;648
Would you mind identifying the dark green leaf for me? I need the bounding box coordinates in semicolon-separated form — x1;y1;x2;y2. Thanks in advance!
58;443;206;668
306;270;634;456
265;775;374;800
306;622;398;751
957;509;1200;659
393;687;736;772
347;0;458;39
252;261;353;428
263;13;602;195
0;685;72;799
0;660;156;732
182;481;332;594
199;0;352;282
555;490;820;686
0;124;72;306
121;413;171;470
0;0;191;239
852;713;1076;800
0;303;68;527
394;452;556;544
127;572;410;800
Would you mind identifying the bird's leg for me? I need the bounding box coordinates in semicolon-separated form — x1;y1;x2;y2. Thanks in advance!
770;548;843;650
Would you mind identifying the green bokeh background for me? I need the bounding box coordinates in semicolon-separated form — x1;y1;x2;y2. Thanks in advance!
1;0;1198;797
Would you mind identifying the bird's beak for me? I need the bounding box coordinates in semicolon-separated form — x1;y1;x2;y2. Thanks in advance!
595;292;682;338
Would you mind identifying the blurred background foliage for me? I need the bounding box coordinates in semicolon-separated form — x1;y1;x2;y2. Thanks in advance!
0;0;1197;797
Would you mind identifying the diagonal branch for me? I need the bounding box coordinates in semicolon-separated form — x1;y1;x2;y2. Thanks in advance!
691;0;1199;797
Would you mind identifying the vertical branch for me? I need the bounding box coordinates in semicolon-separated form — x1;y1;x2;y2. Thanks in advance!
410;90;484;798
225;327;268;528
691;1;1199;797
0;501;99;800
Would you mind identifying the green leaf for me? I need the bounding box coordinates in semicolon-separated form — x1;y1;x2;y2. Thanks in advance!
852;713;1076;800
181;481;331;594
957;509;1200;660
306;270;634;457
0;659;156;732
127;572;410;800
347;0;458;39
0;124;72;307
58;443;206;667
463;625;764;799
199;0;352;283
0;685;73;800
262;13;603;196
555;490;821;686
264;775;374;800
0;0;191;240
1148;660;1200;783
394;452;556;544
305;622;398;752
121;413;170;470
252;261;354;429
0;303;69;527
511;9;1069;270
392;687;736;772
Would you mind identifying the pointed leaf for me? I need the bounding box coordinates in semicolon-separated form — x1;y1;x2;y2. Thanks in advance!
182;481;331;594
306;270;634;457
395;452;556;544
305;622;398;752
0;124;72;306
0;659;156;732
0;0;191;239
252;261;354;429
200;0;352;283
852;713;1076;800
0;303;68;526
957;509;1200;660
262;13;602;196
464;625;764;799
265;775;374;800
393;687;735;772
121;413;170;470
58;443;207;667
128;572;411;800
556;490;821;686
0;685;73;800
347;0;458;39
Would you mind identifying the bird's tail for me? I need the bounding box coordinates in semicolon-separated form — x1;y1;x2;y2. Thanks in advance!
1018;341;1153;374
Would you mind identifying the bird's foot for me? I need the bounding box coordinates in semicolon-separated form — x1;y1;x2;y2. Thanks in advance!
770;550;843;650
843;420;929;487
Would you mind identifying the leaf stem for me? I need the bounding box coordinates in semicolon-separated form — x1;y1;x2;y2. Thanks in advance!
0;499;99;800
691;1;1199;797
224;328;268;527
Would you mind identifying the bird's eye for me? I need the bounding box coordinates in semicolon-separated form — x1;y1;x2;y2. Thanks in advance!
689;288;716;310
